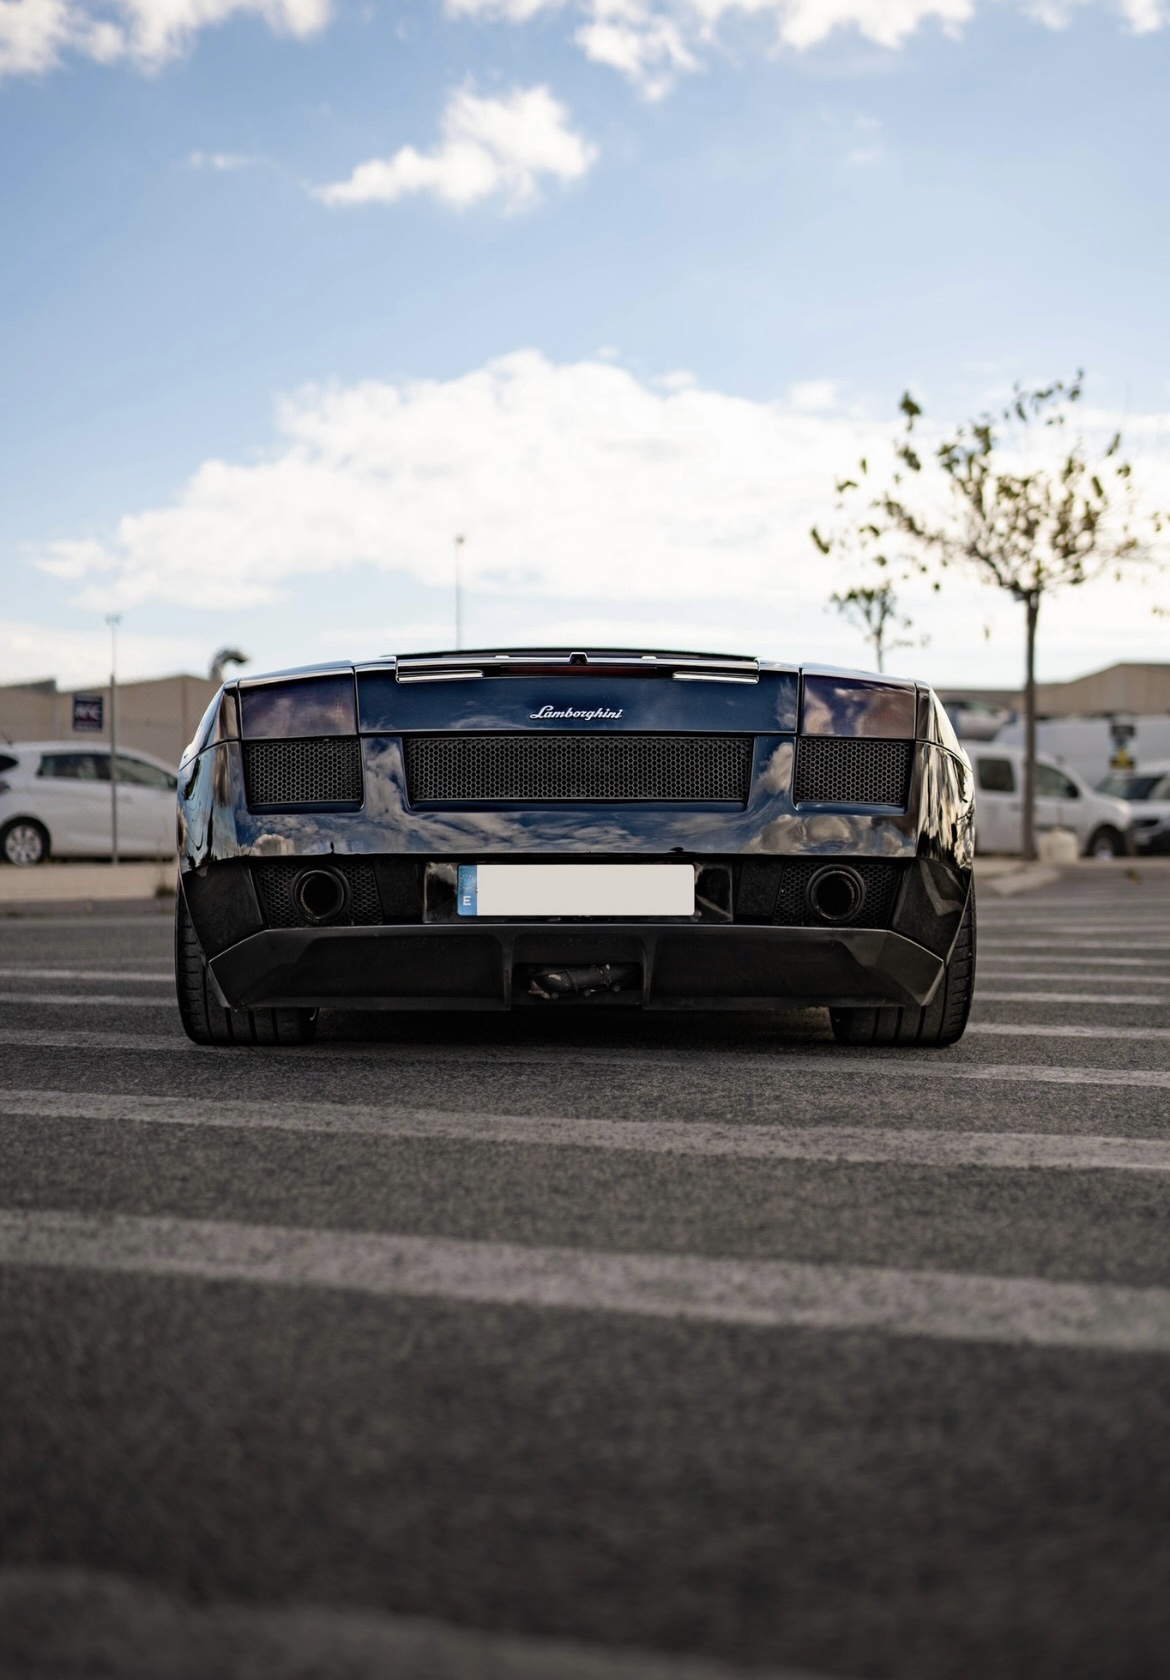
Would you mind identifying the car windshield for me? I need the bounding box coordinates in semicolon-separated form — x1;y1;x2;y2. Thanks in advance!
1098;773;1164;801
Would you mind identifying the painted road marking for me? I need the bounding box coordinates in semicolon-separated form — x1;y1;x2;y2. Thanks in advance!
5;1210;1170;1352
4;1088;1170;1173
967;1022;1170;1040
0;993;174;1008
974;992;1167;1006
2;1043;1170;1090
0;1566;825;1680
975;960;1170;974
977;972;1170;984
0;968;172;982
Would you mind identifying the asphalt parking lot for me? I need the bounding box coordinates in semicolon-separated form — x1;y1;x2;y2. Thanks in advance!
1;864;1169;1680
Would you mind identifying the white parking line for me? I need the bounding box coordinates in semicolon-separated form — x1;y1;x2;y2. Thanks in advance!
0;1566;825;1680
0;993;174;1008
4;1210;1170;1352
4;1087;1169;1173
978;972;1170;984
975;992;1167;1005
0;968;172;982
967;1023;1170;1041
975;960;1170;974
0;1029;179;1052
978;921;1170;930
979;941;1170;953
0;1039;1168;1090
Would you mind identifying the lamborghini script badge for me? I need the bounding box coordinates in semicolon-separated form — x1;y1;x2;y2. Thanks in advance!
529;705;623;721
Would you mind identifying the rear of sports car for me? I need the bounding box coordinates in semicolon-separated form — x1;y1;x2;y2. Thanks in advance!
175;650;976;1048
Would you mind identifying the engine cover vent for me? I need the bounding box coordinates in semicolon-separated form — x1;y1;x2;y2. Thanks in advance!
793;738;913;808
405;733;753;805
243;737;363;807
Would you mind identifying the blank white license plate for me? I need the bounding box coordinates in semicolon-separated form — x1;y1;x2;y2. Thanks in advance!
457;864;695;918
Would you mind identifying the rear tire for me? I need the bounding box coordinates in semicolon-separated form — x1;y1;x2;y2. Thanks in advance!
175;888;317;1047
1;818;49;866
830;887;976;1049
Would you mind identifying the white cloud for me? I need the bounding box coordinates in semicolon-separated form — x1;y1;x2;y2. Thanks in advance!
313;86;597;211
451;0;1166;99
573;0;697;101
2;0;1163;85
32;351;884;614
188;150;266;170
1026;0;1168;28
0;617;206;689
32;353;1169;686
789;378;841;411
0;0;328;79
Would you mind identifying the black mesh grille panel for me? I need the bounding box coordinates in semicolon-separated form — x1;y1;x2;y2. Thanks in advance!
405;734;752;804
794;738;914;808
252;860;382;928
737;859;906;928
243;738;362;807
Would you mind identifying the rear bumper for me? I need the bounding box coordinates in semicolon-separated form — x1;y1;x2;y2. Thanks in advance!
208;921;945;1013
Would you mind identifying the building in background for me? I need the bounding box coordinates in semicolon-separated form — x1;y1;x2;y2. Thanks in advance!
940;662;1170;721
0;674;217;768
939;662;1170;785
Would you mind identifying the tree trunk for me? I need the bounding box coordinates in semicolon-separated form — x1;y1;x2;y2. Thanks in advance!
1022;593;1039;862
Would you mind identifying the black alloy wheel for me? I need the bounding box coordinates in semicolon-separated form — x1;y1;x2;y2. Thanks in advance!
829;887;976;1049
175;889;317;1047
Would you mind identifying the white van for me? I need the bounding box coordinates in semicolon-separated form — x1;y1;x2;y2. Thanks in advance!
0;742;178;865
967;744;1133;857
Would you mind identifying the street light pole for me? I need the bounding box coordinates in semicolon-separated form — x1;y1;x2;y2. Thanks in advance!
107;614;121;866
454;534;465;651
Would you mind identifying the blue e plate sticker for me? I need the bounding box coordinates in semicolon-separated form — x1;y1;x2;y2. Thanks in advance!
457;865;478;917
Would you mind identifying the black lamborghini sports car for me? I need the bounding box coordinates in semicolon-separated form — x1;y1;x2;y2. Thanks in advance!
175;649;976;1048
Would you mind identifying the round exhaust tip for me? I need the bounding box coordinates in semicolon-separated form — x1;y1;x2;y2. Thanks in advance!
807;865;866;925
293;866;350;925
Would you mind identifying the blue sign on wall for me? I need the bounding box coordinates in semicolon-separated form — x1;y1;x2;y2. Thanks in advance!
72;695;104;732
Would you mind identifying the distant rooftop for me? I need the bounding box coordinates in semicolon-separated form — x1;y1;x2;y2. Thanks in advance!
939;663;1170;718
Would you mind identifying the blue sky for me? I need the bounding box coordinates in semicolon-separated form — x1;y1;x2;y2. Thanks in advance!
2;0;1168;691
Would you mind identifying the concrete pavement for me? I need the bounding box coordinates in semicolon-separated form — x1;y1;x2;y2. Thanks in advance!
1;867;1169;1679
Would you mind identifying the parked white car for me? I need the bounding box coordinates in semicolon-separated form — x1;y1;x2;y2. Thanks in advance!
0;742;178;865
967;744;1134;857
1098;764;1170;855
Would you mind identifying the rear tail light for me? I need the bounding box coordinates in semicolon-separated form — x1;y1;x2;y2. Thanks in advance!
239;674;362;809
795;673;918;809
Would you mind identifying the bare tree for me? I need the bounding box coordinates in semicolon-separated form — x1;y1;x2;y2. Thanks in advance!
813;455;925;675
828;581;917;674
820;376;1162;859
883;376;1163;858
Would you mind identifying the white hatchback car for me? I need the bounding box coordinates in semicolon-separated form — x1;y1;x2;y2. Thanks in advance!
967;744;1134;857
0;742;178;865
